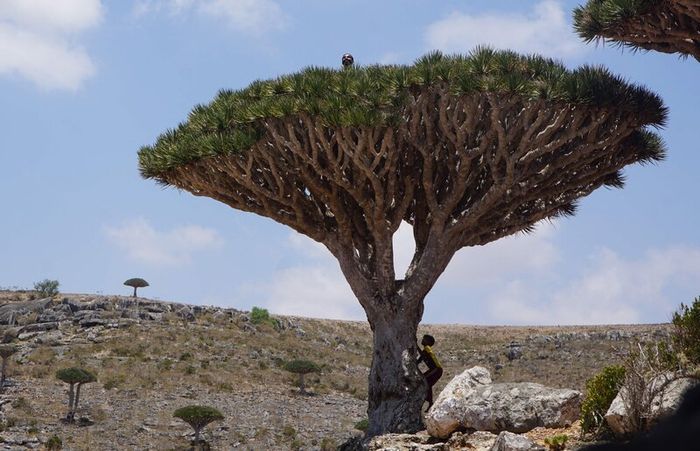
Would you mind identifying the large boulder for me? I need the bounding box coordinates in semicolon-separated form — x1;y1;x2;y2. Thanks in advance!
425;366;492;438
426;367;581;438
605;375;698;436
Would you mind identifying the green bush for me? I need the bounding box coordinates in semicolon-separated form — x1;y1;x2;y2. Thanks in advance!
33;279;59;297
250;306;279;328
45;435;62;450
581;365;626;434
544;434;568;451
354;418;369;432
672;296;700;365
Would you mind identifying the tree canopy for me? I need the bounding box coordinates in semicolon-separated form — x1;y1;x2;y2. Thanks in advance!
124;278;149;288
173;405;224;430
284;359;321;374
139;49;665;305
574;0;700;61
56;367;97;385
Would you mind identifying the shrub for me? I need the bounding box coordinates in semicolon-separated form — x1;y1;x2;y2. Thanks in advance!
581;365;626;434
672;296;700;365
173;405;224;445
354;418;369;432
249;307;281;330
284;359;320;394
544;434;568;451
45;435;62;450
250;306;274;326
56;367;97;422
33;279;59;297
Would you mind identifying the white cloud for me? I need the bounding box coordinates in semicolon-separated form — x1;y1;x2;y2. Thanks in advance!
393;221;559;283
487;246;700;325
258;232;363;320
424;0;585;58
0;0;102;91
261;265;364;321
0;0;102;33
105;218;224;266
133;0;288;34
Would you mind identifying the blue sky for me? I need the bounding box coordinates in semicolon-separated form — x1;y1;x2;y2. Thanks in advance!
1;0;698;325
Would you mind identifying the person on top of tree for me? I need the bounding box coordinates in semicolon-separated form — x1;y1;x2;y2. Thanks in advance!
417;334;443;412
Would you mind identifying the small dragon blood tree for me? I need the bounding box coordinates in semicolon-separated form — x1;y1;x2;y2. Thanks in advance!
139;48;667;436
574;0;700;61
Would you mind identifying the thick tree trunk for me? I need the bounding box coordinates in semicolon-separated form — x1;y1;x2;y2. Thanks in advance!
74;383;82;420
133;286;137;297
365;299;426;437
1;357;7;387
299;373;306;395
67;383;75;422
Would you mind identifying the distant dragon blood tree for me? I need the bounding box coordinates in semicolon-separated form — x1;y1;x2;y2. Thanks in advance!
139;49;667;436
574;0;700;61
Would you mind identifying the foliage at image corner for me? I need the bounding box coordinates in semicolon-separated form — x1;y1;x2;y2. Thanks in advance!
138;46;667;179
581;364;627;434
573;0;658;43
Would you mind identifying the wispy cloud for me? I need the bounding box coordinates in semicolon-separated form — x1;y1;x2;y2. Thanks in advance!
424;0;585;59
0;0;102;91
133;0;288;35
105;218;224;266
487;246;700;325
255;223;700;325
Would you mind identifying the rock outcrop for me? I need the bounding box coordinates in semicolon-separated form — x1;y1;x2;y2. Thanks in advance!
490;431;544;451
605;375;698;436
367;430;500;451
426;367;581;438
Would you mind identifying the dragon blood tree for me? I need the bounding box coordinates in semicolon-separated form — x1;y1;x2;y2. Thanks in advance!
574;0;700;61
139;49;667;436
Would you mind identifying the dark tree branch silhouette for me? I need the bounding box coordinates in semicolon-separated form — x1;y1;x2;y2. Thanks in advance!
574;0;700;61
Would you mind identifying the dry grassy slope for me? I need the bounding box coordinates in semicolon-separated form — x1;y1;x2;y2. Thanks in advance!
0;291;671;450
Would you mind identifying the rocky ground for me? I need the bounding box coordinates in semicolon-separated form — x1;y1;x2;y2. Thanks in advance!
0;291;671;450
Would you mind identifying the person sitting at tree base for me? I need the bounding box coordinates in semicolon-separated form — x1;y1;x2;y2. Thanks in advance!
417;334;443;412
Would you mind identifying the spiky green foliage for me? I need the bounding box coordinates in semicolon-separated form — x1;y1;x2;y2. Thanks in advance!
56;367;97;384
574;0;700;60
173;405;224;433
139;48;666;178
581;365;626;434
284;359;321;375
574;0;657;40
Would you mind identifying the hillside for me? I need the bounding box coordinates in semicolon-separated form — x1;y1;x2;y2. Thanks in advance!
0;291;671;450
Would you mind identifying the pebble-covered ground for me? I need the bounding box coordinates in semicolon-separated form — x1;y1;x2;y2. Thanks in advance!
0;291;671;450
